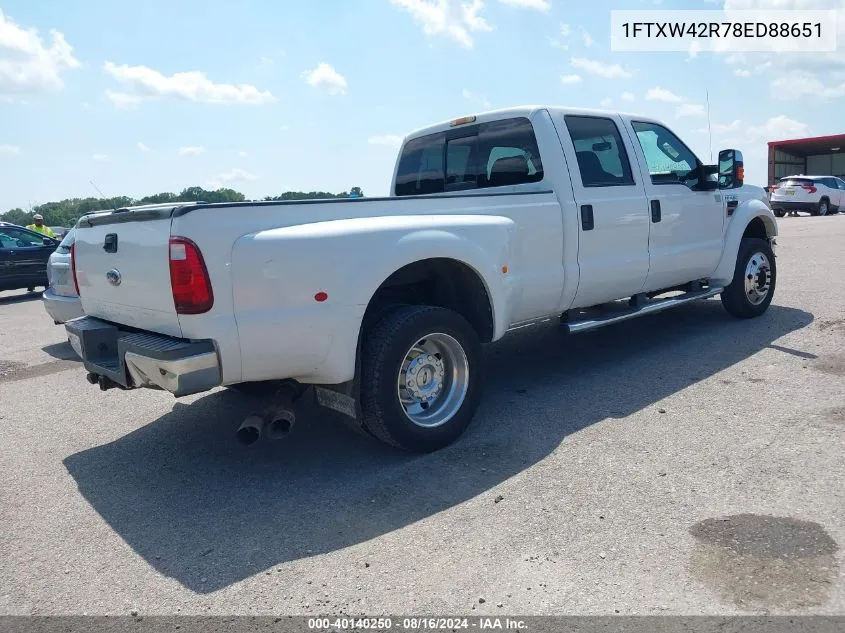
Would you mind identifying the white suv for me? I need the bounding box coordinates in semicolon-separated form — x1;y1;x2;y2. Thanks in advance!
769;175;845;217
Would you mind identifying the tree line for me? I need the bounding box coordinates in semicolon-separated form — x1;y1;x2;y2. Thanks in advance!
1;186;365;228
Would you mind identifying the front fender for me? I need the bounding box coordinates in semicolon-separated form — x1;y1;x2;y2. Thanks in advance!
709;198;778;287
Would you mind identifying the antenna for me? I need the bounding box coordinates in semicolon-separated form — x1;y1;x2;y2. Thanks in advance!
706;88;713;163
89;179;107;199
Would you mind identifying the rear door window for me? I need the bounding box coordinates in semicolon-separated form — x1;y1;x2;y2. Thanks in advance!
394;117;544;196
563;115;635;187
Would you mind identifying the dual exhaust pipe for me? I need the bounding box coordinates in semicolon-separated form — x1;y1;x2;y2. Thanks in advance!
236;409;296;445
235;382;301;446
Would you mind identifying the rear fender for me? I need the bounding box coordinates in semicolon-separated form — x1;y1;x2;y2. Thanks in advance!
231;214;515;384
709;199;778;287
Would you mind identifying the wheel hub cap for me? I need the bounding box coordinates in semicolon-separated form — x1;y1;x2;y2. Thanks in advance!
744;252;772;306
397;333;470;429
404;355;445;401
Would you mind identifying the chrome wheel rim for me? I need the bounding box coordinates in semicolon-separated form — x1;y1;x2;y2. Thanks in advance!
744;252;772;306
396;332;469;428
819;202;828;216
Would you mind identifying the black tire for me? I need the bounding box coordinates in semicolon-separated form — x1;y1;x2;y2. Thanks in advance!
816;198;830;216
359;305;482;452
720;237;776;319
773;208;785;218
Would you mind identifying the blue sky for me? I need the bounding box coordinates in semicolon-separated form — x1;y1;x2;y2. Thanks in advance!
1;0;843;210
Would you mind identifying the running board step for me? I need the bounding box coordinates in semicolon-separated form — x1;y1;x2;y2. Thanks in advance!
563;287;724;334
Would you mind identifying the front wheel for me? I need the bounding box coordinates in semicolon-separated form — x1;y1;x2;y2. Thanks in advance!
773;208;785;218
816;199;829;216
720;237;776;319
360;305;482;452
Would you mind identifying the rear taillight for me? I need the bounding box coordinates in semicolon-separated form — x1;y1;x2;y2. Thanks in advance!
169;236;213;314
770;185;780;191
70;241;80;295
802;185;817;193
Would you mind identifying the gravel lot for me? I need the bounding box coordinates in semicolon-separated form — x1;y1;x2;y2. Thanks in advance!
0;216;843;616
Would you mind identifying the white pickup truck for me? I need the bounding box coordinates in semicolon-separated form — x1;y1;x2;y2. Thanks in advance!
66;106;777;452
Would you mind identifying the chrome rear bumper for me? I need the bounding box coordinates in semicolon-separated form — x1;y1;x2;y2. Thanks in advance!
65;316;221;397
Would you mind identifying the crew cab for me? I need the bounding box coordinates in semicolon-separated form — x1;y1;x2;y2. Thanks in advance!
65;106;778;452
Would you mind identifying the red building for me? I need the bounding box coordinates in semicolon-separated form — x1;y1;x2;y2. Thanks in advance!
768;134;845;185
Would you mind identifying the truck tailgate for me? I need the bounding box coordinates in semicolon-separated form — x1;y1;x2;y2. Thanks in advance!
74;212;182;338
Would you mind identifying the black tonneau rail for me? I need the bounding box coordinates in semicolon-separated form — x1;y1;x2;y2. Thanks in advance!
172;188;555;217
78;189;555;226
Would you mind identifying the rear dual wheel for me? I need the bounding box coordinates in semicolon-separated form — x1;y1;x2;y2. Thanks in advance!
359;305;482;453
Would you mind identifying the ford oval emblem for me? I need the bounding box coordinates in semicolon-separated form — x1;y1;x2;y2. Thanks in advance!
106;269;122;286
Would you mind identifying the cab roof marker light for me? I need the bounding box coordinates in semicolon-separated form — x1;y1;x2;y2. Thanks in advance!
450;115;477;127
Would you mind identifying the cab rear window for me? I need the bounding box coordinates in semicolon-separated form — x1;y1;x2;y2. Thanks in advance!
394;117;544;197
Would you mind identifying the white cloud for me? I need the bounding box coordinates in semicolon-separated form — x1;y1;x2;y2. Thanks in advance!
207;168;258;189
179;146;205;156
719;0;845;97
390;0;493;48
0;144;20;154
498;0;550;11
547;37;568;50
600;97;613;107
462;88;491;108
748;115;810;142
368;134;404;148
301;62;348;95
92;154;108;162
279;124;290;132
570;57;632;79
676;103;706;118
645;86;684;102
259;56;274;67
104;89;143;109
734;69;751;77
710;115;810;146
560;74;582;84
103;61;274;105
770;70;845;101
0;9;80;95
559;23;571;37
621;91;634;102
580;26;594;47
136;142;151;152
238;150;248;157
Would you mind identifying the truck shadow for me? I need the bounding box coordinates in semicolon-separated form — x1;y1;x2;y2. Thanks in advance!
0;290;42;305
63;300;813;594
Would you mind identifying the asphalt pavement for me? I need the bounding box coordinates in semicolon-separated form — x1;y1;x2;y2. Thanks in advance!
0;216;843;616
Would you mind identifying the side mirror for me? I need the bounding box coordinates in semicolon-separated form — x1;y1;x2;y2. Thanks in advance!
718;149;744;189
43;237;57;247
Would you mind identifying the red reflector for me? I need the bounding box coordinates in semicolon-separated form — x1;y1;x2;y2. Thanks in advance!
802;185;817;193
169;236;213;314
314;291;328;302
70;241;80;296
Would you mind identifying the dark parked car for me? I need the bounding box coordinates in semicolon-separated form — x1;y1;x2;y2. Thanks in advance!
0;224;61;293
